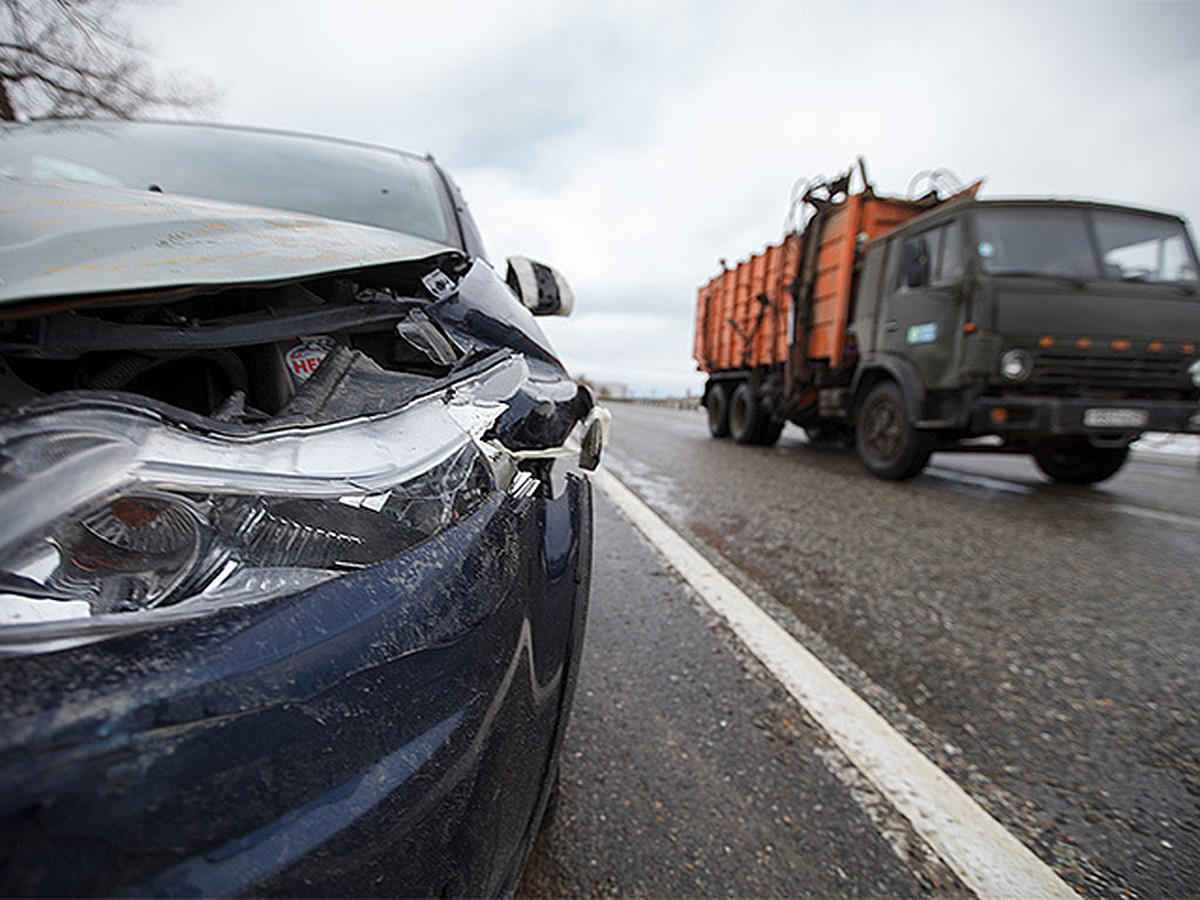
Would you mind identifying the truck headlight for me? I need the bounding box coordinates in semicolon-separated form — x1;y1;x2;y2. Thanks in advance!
1000;349;1034;382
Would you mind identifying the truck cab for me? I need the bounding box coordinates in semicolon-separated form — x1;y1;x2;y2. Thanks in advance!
853;199;1200;481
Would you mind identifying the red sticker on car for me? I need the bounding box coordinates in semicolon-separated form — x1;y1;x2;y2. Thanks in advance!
286;340;333;382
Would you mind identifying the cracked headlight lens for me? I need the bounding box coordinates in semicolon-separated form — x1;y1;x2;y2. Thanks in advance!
0;439;494;627
0;358;527;638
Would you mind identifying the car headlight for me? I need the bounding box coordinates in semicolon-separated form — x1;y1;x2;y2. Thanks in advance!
0;357;529;640
1000;348;1034;382
1189;358;1200;388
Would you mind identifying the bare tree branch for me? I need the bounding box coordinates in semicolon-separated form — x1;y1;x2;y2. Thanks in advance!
0;0;219;122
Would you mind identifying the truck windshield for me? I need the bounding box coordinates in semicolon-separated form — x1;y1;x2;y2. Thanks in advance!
975;207;1199;285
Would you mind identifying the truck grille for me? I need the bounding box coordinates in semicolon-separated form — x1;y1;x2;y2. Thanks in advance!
1027;348;1191;395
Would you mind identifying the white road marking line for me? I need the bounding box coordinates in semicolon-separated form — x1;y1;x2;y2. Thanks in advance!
593;467;1077;900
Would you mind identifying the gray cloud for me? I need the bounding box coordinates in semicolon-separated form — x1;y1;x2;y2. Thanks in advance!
138;0;1200;395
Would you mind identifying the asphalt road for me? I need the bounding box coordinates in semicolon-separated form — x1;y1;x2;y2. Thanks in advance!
519;402;1199;897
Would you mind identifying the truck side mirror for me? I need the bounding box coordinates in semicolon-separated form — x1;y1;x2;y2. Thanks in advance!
505;255;575;316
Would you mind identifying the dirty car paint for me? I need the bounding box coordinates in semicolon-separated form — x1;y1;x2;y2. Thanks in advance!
0;480;591;897
0;179;452;306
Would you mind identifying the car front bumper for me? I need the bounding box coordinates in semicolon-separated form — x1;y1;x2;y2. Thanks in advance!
0;474;592;897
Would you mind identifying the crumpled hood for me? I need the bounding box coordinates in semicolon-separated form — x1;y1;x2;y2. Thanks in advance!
0;177;457;306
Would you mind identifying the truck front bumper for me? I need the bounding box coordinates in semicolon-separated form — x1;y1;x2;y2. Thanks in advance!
968;396;1200;436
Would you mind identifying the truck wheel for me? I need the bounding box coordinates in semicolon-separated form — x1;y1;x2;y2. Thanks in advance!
730;382;769;445
855;381;932;480
705;384;731;438
1033;440;1129;485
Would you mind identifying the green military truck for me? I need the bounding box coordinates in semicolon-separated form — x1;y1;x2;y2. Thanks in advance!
694;166;1200;482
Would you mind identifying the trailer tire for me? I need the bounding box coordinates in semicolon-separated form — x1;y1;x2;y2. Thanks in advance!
1033;440;1129;485
706;384;731;438
855;381;932;480
730;382;770;445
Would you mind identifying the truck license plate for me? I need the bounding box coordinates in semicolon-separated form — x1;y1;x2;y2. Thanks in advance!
1084;407;1149;428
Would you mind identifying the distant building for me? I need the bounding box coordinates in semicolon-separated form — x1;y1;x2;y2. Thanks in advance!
593;381;629;400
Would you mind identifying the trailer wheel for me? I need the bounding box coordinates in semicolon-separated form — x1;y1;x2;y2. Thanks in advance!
1033;440;1129;485
705;384;731;438
855;381;932;480
729;385;783;446
724;381;763;446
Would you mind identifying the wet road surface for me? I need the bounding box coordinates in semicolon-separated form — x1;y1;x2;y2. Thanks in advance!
521;402;1199;897
520;489;965;897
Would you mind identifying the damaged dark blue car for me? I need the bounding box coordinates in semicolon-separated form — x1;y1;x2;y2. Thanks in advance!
0;122;605;896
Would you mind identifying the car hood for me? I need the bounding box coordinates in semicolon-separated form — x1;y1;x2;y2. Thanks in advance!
0;177;457;306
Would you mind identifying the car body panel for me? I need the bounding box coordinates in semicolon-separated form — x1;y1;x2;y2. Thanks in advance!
0;178;455;306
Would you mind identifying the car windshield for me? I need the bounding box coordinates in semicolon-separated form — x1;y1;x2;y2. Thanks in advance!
974;206;1200;284
0;121;460;248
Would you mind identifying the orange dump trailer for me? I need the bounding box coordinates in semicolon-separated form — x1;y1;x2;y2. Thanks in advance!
694;191;926;377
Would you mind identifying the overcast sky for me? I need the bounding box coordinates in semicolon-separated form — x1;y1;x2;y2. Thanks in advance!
136;0;1200;396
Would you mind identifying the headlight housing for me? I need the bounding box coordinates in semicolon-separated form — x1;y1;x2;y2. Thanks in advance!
1000;348;1034;383
0;357;529;644
1188;358;1200;388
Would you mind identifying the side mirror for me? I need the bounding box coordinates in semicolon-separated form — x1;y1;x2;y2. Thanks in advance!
505;255;574;316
